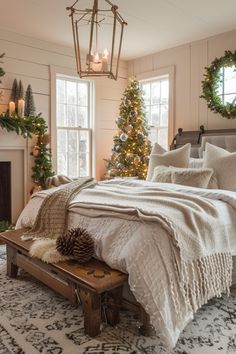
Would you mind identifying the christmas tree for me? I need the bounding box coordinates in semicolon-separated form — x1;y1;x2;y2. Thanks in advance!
10;78;19;104
31;133;54;191
18;80;24;99
0;53;5;84
105;79;151;179
25;84;36;117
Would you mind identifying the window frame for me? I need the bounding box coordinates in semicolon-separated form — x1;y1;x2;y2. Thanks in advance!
50;66;95;177
137;66;175;150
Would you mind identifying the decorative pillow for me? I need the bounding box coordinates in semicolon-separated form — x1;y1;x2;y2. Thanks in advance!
146;143;191;181
171;168;214;188
152;165;214;189
151;142;166;155
203;143;236;191
151;165;172;183
188;158;204;169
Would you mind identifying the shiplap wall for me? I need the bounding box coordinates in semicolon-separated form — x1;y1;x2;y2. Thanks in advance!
0;29;128;191
129;29;236;141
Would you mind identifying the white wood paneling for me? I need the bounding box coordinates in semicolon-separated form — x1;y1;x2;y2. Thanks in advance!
0;28;128;204
129;29;236;137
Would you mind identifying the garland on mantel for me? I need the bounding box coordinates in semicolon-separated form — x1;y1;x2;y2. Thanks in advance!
0;112;54;190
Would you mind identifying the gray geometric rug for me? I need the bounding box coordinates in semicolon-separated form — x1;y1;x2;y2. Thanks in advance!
0;245;236;354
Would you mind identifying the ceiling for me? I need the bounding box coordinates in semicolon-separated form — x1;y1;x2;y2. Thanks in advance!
1;0;236;60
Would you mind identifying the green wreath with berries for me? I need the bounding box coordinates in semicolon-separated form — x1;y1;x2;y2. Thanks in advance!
201;50;236;119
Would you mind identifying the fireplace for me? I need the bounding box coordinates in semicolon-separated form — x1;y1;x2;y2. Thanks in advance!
0;162;11;222
0;149;27;224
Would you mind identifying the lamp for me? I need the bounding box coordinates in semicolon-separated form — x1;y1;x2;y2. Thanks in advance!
67;0;127;80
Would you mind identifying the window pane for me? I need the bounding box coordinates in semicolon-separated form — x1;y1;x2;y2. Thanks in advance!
145;105;151;125
78;83;88;106
68;131;77;153
151;105;159;127
66;81;77;104
80;131;90;153
57;152;67;175
161;80;169;104
79;153;89;177
160;104;168;127
224;66;236;94
57;104;67;127
57;79;65;103
151;82;160;105
142;77;169;151
78;107;88;128
142;84;151;105
56;76;91;178
224;94;236;104
67;105;77;127
217;68;224;96
148;127;158;145
158;128;168;150
57;129;67;153
69;153;78;178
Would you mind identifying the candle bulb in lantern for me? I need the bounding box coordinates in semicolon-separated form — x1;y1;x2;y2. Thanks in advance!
102;48;109;71
9;101;15;116
18;99;25;117
91;52;102;72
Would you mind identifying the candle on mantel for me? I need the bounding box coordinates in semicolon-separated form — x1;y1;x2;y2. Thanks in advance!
18;99;25;117
91;52;102;72
9;101;15;116
102;48;109;71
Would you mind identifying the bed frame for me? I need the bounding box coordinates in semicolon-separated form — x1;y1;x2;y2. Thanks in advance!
170;125;236;156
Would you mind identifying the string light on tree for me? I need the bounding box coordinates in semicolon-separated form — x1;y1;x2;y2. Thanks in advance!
105;79;151;179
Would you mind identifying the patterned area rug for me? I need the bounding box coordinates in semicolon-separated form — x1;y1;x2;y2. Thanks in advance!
0;245;236;354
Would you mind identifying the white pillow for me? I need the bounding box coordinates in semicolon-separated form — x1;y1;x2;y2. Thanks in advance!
151;165;214;189
146;143;191;181
151;142;166;155
203;143;236;191
188;158;204;169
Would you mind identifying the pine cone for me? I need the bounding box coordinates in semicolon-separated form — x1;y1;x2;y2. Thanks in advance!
73;228;94;263
56;228;78;256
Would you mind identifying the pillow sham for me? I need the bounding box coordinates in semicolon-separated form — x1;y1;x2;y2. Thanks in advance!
203;143;236;191
188;158;204;169
146;143;191;181
151;142;166;155
151;165;214;189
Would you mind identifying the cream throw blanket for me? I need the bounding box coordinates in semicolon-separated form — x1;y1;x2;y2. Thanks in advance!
22;177;95;242
19;179;233;348
71;182;233;310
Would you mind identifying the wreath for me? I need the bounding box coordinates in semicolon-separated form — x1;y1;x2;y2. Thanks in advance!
201;50;236;119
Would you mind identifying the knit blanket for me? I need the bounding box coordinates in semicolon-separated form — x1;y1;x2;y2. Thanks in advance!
17;179;234;349
71;181;233;302
21;177;95;241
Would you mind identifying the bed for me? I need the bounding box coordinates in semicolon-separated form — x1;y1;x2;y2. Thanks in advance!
15;128;236;350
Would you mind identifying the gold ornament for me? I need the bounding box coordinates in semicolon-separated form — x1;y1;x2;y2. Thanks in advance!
126;124;133;133
41;133;51;145
32;145;41;157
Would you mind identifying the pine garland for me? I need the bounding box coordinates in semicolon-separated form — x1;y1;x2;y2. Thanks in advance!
0;112;54;189
201;50;236;119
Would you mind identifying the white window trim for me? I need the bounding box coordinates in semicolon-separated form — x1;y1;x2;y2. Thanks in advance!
50;65;96;177
136;66;175;149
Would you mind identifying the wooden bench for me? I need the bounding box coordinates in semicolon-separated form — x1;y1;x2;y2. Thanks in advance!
0;229;128;337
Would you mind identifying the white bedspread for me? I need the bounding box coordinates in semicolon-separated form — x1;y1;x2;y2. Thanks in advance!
16;180;236;349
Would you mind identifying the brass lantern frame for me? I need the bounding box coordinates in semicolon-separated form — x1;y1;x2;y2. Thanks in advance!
67;0;127;80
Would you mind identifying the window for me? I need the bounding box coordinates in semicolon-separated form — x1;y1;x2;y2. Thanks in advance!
56;76;92;178
142;77;169;150
217;65;236;104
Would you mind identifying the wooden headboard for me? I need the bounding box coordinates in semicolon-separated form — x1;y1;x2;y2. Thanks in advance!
171;126;236;157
